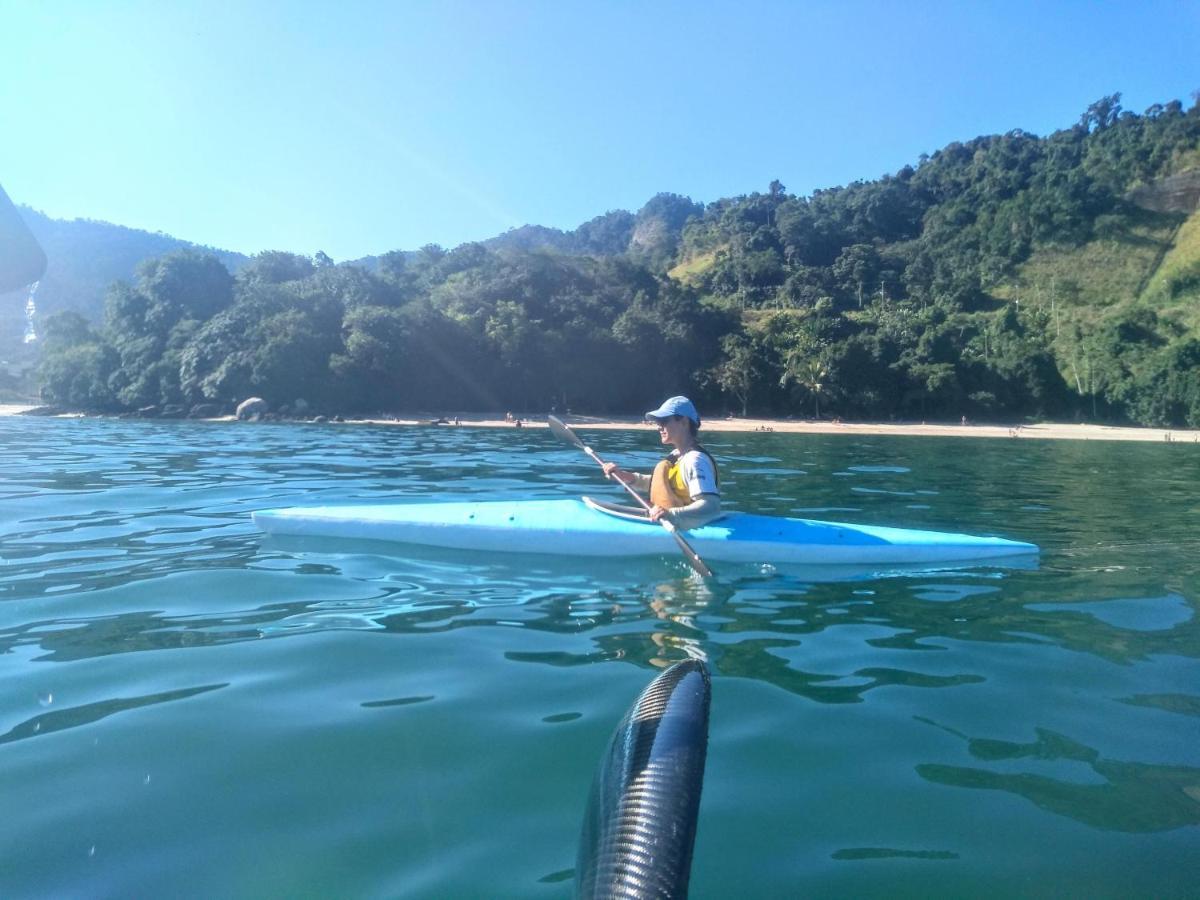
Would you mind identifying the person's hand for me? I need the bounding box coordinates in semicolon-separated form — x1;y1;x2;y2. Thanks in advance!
648;504;671;523
602;462;625;482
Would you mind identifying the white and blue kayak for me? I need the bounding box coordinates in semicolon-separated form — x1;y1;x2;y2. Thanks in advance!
252;497;1037;565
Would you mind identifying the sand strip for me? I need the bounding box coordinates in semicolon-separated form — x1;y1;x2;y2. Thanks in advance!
352;415;1200;443
3;405;1196;443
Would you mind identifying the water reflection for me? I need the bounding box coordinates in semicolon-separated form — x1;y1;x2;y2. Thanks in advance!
832;847;958;860
0;684;225;746
1119;693;1200;718
5;550;1195;695
915;721;1200;833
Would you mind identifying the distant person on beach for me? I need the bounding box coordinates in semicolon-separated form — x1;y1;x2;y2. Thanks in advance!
601;395;722;529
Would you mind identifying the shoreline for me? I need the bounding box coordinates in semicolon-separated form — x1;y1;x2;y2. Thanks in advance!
394;415;1200;443
3;403;1197;443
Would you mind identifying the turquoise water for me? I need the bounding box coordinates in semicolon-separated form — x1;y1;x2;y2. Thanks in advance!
2;417;1198;898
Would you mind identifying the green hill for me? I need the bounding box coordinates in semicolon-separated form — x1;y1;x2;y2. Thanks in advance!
988;166;1200;413
1;207;247;349
990;207;1192;334
1140;206;1200;320
27;92;1200;427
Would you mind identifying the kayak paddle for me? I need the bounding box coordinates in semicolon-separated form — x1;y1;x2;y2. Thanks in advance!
547;415;714;578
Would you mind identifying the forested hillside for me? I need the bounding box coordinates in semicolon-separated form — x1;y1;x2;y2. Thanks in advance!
2;207;248;326
1;208;248;398
34;93;1200;426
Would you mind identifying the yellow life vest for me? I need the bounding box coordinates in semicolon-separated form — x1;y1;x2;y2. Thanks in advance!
650;450;719;509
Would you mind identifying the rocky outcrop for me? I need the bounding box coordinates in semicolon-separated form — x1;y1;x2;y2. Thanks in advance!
630;215;672;253
236;397;268;420
1128;169;1200;215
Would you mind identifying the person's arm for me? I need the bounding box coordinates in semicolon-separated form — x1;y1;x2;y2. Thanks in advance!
660;493;722;530
602;462;650;492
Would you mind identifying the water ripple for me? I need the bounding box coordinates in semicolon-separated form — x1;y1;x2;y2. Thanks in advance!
1;416;1198;897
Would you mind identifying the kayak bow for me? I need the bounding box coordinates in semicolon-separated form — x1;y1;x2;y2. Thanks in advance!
576;659;711;898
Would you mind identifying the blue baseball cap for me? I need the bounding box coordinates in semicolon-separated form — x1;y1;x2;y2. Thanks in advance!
645;395;700;426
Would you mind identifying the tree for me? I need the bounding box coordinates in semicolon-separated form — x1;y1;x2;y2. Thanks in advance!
613;282;727;398
39;342;120;409
178;297;270;403
483;299;548;404
709;332;766;416
1081;93;1123;133
572;209;635;255
782;352;830;418
832;244;880;309
139;251;233;324
247;308;341;405
39;310;96;351
238;251;316;285
38;312;119;409
761;308;838;418
329;305;415;409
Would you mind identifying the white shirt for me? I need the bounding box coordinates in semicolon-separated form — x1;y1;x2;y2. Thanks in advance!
674;449;720;497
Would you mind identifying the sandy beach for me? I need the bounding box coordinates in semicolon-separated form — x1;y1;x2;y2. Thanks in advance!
5;402;1196;443
394;415;1200;443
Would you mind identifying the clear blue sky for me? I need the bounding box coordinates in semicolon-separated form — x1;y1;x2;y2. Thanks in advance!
2;0;1197;261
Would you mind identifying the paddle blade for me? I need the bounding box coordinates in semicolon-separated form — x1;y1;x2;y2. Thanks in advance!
0;184;47;293
547;414;586;449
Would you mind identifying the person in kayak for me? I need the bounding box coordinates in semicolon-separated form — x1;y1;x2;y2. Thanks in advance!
602;395;722;529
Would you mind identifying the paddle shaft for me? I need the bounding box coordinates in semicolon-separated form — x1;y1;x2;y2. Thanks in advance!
548;416;714;577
